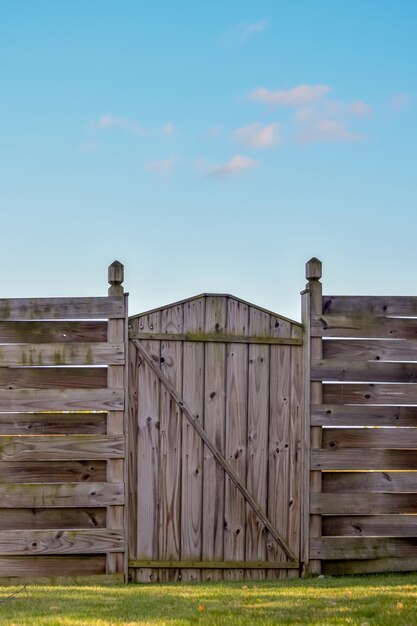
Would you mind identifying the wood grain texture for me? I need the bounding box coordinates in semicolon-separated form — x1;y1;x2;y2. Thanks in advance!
0;342;124;366
311;314;417;339
323;557;417;575
322;428;417;449
0;460;106;482
311;537;417;560
224;298;248;581
0;508;106;530
181;297;204;581
312;404;417;427
202;296;226;581
0;435;124;461
312;360;417;383
0;482;124;507
246;306;270;580
323;472;417;493
0;321;107;343
0;555;106;577
0;297;124;320
323;339;417;362
311;449;417;470
0;413;106;435
311;493;417;515
322;295;417;317
0;529;124;555
323;515;417;537
159;304;183;581
0;368;107;390
0;388;123;412
323;383;417;404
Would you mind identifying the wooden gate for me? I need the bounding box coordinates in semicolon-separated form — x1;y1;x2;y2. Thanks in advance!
128;294;304;581
303;258;417;575
0;262;128;584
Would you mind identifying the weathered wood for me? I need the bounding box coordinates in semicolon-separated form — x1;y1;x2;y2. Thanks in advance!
0;482;124;507
311;314;417;339
159;304;183;581
323;471;417;493
0;413;106;435
311;493;417;515
322;295;417;317
0;508;106;530
134;311;161;583
132;340;297;562
0;573;123;585
0;368;107;390
0;321;107;343
181;297;204;581
130;332;301;345
311;449;417;470
300;290;311;576
0;434;124;461
311;537;417;560
0;388;123;412
323;383;417;404
0;297;124;320
312;404;417;427
312;360;417;383
0;460;106;482
0;555;106;577
224;298;248;581
0;529;124;555
128;560;299;569
322;428;417;449
323;339;417;362
202;296;226;581
323;557;417;575
323;515;417;537
0;342;124;366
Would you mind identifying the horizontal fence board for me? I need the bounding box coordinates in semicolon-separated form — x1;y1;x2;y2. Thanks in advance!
0;388;123;411
0;508;106;530
311;314;417;339
323;472;417;493
0;368;107;390
312;361;417;383
312;405;417;427
0;460;106;483
322;296;417;317
0;573;123;585
323;383;417;405
323;515;417;537
311;537;417;560
0;321;107;343
0;482;124;508
311;493;417;515
0;555;106;577
128;560;299;570
130;332;302;345
323;339;417;362
0;343;124;366
312;449;417;470
0;413;107;435
323;557;417;575
0;435;124;461
0;297;124;320
0;529;124;555
322;428;417;449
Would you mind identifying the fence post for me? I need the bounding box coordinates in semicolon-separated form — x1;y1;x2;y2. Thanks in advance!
301;258;323;577
107;260;128;580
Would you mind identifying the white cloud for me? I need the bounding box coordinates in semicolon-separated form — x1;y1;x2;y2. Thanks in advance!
248;84;330;106
162;122;176;136
94;114;145;135
233;123;280;149
299;119;362;144
220;19;268;44
325;100;372;117
207;155;258;177
145;157;176;176
390;92;412;110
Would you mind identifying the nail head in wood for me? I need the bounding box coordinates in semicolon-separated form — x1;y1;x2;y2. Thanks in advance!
306;258;322;281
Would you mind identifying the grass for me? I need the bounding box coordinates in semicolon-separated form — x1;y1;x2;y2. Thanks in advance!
1;573;417;625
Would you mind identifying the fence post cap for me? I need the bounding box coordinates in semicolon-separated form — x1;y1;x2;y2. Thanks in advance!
305;257;322;281
108;260;124;295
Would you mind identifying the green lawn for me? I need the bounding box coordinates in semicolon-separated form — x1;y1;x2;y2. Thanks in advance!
1;573;417;625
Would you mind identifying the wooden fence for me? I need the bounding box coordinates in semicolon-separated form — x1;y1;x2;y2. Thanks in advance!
303;258;417;575
0;261;128;584
128;294;304;581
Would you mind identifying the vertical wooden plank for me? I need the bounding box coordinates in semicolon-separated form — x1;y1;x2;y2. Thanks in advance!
134;311;161;583
202;296;227;581
224;298;249;581
246;306;270;580
181;297;205;582
159;305;183;581
306;258;323;576
107;261;126;578
267;316;292;580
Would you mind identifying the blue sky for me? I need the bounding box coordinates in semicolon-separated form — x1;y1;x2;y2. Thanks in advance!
0;1;416;321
